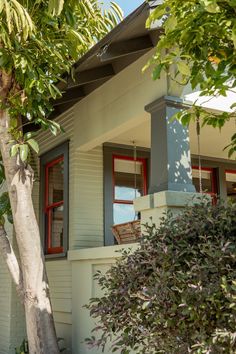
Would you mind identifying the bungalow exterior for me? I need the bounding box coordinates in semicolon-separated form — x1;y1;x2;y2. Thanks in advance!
0;1;235;353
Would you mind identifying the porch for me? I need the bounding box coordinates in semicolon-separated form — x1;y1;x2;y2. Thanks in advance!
96;95;236;246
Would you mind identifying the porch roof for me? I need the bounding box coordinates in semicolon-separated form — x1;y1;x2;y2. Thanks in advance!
52;1;161;117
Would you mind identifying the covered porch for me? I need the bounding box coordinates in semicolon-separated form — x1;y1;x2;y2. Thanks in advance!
99;95;236;245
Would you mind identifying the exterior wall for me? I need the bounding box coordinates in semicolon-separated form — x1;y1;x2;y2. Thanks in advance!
68;245;139;354
28;106;104;352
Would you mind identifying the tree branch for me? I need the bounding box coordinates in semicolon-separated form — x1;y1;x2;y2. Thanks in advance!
0;224;24;302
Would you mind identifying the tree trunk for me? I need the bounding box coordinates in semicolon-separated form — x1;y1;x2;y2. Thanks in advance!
0;110;60;353
0;224;24;301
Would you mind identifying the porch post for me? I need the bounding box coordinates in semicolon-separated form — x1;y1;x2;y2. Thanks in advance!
146;95;195;194
134;96;203;228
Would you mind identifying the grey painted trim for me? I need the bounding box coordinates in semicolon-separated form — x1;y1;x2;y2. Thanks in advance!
39;140;69;259
145;95;191;114
191;154;236;165
103;142;150;152
103;144;150;246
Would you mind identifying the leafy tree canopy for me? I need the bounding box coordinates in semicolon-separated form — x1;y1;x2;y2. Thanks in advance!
146;0;236;157
0;0;122;161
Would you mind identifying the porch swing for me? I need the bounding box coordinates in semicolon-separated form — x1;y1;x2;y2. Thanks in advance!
111;142;142;245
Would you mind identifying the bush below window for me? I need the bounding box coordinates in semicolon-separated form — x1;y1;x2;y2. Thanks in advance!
86;201;236;353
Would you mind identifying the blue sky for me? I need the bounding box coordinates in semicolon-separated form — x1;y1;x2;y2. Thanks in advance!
103;0;144;16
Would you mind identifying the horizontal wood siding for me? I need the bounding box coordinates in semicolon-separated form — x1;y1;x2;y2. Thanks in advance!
30;107;104;353
32;109;74;353
71;147;104;249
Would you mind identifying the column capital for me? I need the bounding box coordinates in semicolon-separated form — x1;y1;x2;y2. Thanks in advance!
145;95;190;114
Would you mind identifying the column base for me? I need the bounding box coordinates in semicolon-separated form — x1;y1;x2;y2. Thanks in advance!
134;191;209;231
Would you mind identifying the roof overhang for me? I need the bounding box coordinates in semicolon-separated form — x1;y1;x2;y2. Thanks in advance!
52;0;161;117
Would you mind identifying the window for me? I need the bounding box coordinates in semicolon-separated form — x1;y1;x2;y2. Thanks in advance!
40;142;69;257
104;145;149;245
192;166;217;203
113;155;147;224
226;170;236;201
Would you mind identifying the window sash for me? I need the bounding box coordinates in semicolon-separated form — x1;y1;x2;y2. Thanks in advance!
113;155;147;204
192;166;217;203
40;141;69;258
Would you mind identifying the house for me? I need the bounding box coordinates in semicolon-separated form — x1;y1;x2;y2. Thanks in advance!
0;1;235;353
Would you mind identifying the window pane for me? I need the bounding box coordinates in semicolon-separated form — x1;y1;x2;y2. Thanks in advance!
192;169;214;193
114;158;144;201
48;205;64;249
226;171;236;201
113;203;137;225
48;158;64;205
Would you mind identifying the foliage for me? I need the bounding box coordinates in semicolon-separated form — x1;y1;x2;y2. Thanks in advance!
15;337;66;353
0;156;12;225
0;0;122;162
15;339;28;354
86;201;236;353
146;0;236;156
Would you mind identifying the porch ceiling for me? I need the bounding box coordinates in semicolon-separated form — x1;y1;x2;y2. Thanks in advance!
109;118;236;161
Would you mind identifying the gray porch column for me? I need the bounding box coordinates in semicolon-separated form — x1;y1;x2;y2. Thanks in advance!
145;95;195;194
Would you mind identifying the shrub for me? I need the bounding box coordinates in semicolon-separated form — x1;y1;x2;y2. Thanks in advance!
86;201;236;353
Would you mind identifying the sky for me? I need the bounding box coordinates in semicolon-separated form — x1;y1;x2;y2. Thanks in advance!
103;0;144;16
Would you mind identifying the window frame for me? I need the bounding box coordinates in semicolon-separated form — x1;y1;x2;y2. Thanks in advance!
40;141;69;259
225;169;236;199
192;166;218;203
112;154;148;205
104;144;150;246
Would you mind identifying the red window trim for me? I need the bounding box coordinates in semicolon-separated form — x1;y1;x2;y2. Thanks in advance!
192;166;217;203
225;169;236;175
225;169;236;198
45;155;64;255
112;154;147;205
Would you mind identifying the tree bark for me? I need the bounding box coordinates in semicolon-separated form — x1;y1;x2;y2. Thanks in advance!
0;224;24;301
0;110;60;353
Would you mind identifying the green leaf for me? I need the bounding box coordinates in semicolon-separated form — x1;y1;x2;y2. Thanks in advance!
146;4;166;28
165;15;177;33
19;144;29;162
48;0;64;16
230;102;236;109
202;0;221;13
27;138;39;154
24;131;37;140
177;61;191;76
231;24;236;49
10;144;19;157
10;117;18;129
152;64;164;80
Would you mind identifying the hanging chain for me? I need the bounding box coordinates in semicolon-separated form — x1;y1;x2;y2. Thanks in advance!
133;141;137;200
196;112;203;194
132;141;138;221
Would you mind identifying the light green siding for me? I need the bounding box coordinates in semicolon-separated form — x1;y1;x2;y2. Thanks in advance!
26;106;104;353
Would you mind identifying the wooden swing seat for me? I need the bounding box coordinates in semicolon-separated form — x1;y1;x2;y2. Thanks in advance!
111;220;141;244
